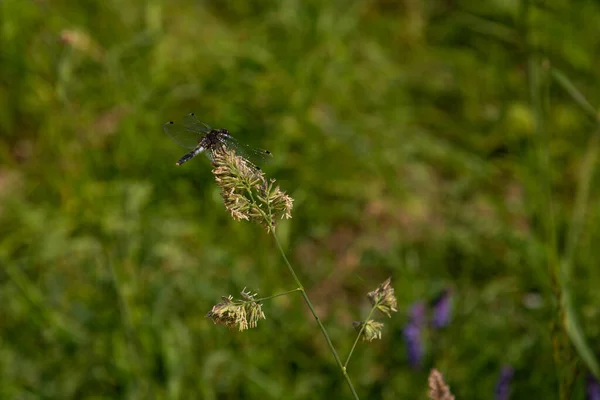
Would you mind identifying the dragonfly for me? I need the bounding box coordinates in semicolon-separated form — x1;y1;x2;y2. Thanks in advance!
163;113;272;167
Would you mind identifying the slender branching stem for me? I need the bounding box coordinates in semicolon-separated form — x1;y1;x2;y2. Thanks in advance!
212;149;356;395
255;288;302;303
245;187;270;223
345;303;378;369
272;231;360;400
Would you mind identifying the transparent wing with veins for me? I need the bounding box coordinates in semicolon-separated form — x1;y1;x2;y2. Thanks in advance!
163;113;212;150
222;134;273;166
184;112;212;134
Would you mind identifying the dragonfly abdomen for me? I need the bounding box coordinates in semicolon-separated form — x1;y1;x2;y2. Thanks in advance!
176;146;205;166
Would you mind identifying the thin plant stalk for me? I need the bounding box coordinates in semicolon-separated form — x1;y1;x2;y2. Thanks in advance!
345;304;378;369
211;148;358;397
520;0;568;395
529;54;567;400
255;288;303;303
551;66;600;378
272;231;360;400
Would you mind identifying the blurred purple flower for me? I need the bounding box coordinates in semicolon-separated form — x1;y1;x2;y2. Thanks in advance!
410;302;426;326
403;302;426;369
588;374;600;400
432;289;453;329
403;323;423;368
495;366;514;400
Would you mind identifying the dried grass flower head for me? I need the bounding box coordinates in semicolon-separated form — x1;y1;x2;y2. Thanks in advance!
353;320;384;342
206;289;266;331
428;369;455;400
367;277;398;317
211;148;293;232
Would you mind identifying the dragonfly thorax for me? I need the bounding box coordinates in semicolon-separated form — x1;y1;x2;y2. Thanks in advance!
201;129;229;151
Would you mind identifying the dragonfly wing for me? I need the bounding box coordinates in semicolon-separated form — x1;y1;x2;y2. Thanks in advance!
184;113;212;133
223;134;273;166
164;120;201;149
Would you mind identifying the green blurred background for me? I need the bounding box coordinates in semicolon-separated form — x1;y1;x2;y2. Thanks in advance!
2;0;600;398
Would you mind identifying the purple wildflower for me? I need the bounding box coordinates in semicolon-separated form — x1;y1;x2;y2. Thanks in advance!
403;302;426;369
431;289;453;329
410;302;426;326
495;366;514;400
588;374;600;400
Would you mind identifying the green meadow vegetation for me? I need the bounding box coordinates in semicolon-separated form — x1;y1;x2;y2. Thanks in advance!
1;0;600;398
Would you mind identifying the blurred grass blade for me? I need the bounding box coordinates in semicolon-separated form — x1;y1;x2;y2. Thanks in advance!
551;67;598;120
5;262;87;343
562;287;600;378
563;132;600;272
455;11;519;44
560;130;600;379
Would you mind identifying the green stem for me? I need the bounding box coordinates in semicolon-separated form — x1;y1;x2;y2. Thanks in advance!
344;304;378;369
524;10;571;395
272;231;360;400
529;54;565;399
262;181;275;230
255;288;302;302
245;187;270;223
107;255;143;395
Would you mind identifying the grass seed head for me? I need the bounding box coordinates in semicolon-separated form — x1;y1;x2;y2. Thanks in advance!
353;320;384;342
212;148;293;232
367;277;398;317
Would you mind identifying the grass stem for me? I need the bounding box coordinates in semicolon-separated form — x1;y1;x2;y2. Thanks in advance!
272;231;360;400
344;304;378;369
255;288;303;302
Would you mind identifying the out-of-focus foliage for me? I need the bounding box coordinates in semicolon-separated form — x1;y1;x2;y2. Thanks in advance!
1;0;600;398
